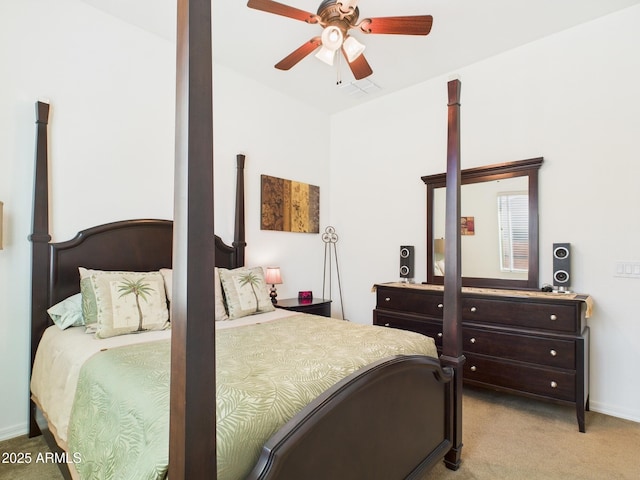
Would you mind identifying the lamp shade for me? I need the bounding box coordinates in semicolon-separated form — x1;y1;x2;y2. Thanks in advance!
316;26;345;66
315;46;336;66
343;36;365;62
265;267;282;285
321;26;344;51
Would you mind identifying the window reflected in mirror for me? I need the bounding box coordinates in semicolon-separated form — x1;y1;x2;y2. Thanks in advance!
433;176;528;281
498;191;528;273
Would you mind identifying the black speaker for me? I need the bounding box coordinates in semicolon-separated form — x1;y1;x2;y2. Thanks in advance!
552;243;571;289
400;245;415;279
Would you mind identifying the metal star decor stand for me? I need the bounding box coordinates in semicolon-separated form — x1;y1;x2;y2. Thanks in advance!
322;226;346;320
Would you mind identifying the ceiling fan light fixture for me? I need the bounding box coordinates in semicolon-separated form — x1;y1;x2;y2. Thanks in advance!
247;0;433;81
315;45;336;65
343;36;365;62
320;25;344;51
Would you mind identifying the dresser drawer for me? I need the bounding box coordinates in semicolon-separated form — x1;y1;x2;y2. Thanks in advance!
374;312;443;349
463;327;575;369
462;297;579;333
464;354;576;402
376;287;444;318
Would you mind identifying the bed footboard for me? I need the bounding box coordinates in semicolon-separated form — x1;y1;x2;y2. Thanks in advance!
248;355;454;480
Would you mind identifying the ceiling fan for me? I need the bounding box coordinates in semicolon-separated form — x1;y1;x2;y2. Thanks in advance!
247;0;433;80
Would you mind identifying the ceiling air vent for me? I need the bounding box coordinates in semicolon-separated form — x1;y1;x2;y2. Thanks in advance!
338;78;381;98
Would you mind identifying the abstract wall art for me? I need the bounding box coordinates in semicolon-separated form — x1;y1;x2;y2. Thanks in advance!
261;174;320;233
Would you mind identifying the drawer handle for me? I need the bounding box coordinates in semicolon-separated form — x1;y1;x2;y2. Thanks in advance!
550;349;557;357
550;314;558;321
385;297;391;302
437;303;443;309
470;306;477;313
470;366;477;372
550;381;558;388
470;337;476;344
437;332;443;338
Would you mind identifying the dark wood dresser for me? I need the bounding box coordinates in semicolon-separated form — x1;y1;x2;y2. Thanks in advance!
373;282;592;432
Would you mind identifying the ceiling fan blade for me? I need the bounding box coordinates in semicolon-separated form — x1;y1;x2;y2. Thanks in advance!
359;15;433;35
342;50;373;80
247;0;319;23
275;38;322;70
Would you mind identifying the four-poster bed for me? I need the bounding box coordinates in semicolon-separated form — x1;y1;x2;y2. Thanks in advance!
28;2;465;478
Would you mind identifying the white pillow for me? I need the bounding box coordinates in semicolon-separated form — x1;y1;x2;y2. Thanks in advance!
159;268;229;321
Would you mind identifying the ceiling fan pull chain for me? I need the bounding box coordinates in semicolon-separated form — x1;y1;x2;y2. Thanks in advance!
336;51;342;85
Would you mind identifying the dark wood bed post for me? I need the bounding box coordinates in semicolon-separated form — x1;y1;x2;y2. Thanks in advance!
234;154;246;267
440;78;465;470
169;0;217;478
29;101;51;438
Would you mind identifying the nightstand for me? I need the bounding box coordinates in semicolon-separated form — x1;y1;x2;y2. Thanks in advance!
275;298;332;317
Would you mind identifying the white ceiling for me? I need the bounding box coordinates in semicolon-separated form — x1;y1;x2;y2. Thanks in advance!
80;0;640;113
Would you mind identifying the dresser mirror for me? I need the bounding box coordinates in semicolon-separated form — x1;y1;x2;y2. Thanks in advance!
422;157;543;290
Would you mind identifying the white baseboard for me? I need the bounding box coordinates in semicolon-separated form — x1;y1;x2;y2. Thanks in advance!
0;422;29;442
590;401;640;424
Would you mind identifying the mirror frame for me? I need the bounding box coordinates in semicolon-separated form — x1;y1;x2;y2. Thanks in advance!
422;157;543;290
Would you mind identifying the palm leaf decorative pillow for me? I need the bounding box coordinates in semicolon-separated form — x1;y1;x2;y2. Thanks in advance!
218;267;275;319
79;268;169;338
117;277;157;333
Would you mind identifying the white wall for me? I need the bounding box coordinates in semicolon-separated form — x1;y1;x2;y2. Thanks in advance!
330;5;640;422
0;0;329;440
212;67;331;295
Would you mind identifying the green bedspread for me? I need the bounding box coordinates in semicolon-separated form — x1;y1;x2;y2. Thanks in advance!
67;315;437;480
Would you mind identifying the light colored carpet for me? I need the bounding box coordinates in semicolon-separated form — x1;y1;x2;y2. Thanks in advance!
422;387;640;480
0;433;64;480
2;387;638;479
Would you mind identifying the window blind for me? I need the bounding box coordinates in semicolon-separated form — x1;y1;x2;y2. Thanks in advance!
498;193;528;272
